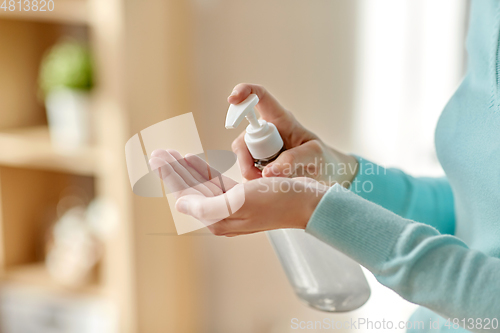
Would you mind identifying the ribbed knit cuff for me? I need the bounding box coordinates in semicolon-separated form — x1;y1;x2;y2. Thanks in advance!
305;183;410;273
349;156;413;217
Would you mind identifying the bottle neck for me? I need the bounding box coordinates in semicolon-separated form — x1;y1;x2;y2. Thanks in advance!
245;111;261;129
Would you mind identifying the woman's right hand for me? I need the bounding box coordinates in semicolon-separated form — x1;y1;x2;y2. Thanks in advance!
228;83;358;186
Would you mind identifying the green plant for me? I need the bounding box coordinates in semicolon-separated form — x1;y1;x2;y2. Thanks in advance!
39;40;93;97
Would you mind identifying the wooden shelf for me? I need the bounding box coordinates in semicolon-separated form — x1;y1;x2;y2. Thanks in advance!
0;126;98;176
1;263;102;297
0;0;200;330
0;0;89;25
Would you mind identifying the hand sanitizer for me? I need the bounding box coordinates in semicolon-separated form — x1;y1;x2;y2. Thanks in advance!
226;94;371;312
225;94;285;170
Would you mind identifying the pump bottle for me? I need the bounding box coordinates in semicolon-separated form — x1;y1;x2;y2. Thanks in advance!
225;94;285;170
226;94;371;312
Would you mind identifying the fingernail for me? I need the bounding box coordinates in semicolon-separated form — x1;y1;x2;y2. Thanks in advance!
264;164;278;177
229;90;238;97
177;200;189;214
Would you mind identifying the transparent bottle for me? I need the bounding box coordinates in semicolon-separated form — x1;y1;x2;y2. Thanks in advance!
226;94;371;312
267;229;370;312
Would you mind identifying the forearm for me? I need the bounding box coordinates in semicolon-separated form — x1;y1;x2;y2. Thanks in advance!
306;185;500;332
349;157;455;234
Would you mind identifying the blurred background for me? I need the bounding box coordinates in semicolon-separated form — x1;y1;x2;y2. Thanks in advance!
0;0;468;332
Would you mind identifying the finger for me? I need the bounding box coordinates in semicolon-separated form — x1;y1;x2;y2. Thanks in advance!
148;157;201;198
227;83;287;120
294;176;320;186
231;133;262;180
294;176;330;193
176;193;230;221
151;149;213;197
262;140;322;178
184;153;238;192
167;150;223;196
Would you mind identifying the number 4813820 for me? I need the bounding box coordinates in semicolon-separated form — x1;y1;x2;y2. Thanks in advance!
1;0;55;11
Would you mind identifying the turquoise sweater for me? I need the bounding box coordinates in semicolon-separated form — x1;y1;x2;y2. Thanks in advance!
305;1;500;332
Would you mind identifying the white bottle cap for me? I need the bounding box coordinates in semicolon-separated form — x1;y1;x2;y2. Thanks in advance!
225;94;284;160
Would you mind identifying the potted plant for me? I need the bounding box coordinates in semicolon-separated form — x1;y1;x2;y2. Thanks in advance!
39;40;94;151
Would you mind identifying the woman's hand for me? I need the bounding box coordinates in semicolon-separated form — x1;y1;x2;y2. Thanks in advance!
229;83;358;186
149;149;330;236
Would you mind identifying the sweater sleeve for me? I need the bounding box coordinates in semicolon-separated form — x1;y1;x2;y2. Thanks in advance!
349;157;456;235
306;184;500;333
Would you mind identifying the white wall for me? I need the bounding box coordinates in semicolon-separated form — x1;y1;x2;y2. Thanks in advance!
353;0;468;176
191;0;358;154
350;0;468;329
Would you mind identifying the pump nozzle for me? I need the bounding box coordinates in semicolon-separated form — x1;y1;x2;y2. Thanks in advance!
225;93;284;161
225;94;261;129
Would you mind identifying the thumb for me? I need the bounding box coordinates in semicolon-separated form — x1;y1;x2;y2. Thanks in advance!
262;140;321;178
176;194;230;222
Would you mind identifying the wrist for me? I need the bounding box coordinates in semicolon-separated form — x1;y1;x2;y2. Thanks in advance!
299;184;328;229
329;149;358;187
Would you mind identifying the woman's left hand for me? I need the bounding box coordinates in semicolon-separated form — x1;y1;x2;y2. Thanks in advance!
149;149;330;236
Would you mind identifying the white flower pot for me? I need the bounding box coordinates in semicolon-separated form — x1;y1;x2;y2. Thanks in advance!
45;88;91;152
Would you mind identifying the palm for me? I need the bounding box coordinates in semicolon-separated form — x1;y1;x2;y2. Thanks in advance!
149;149;238;200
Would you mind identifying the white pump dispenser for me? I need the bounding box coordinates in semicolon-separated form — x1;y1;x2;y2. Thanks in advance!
224;93;371;313
225;94;284;162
